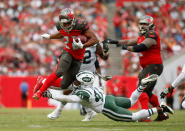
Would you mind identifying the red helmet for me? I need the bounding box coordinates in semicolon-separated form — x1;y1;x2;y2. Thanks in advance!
59;8;75;32
138;15;155;35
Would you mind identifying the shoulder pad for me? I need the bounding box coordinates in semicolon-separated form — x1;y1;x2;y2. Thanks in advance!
74;18;89;34
75;90;90;101
56;22;62;31
145;31;157;40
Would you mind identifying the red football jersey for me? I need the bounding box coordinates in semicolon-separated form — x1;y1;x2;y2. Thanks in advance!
56;18;89;60
137;31;162;68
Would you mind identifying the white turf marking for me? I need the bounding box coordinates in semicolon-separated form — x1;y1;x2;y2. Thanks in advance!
28;125;44;128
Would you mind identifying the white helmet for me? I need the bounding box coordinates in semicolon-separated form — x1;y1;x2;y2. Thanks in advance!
138;15;154;35
76;71;95;87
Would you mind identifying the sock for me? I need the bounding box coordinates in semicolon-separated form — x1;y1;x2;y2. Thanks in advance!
132;108;157;121
39;72;59;93
172;72;185;88
51;78;62;87
130;87;144;106
52;101;67;114
139;92;149;109
137;85;146;92
149;94;159;107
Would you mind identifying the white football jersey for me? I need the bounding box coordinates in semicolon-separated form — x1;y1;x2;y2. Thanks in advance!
73;86;105;113
80;45;97;73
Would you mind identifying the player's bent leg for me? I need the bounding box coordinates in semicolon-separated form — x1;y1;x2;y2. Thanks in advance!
149;94;159;107
33;76;45;93
60;59;81;89
82;108;97;122
102;95;133;121
47;102;67;120
139;93;149;109
132;108;157;121
55;51;73;77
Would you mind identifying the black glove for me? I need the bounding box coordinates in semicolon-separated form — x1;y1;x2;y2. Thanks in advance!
102;39;121;47
102;42;109;53
160;86;174;99
121;44;128;50
43;90;52;98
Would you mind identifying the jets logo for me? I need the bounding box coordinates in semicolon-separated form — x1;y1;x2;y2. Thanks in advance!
82;77;91;82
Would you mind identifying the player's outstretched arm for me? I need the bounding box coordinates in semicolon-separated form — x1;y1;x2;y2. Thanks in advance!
103;38;137;46
83;29;98;48
96;43;109;60
41;32;63;39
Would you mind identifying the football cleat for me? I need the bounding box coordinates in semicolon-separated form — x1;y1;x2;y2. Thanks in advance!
154;112;169;121
32;90;43;100
47;109;62;120
33;76;45;93
81;111;96;122
160;101;174;114
141;74;158;86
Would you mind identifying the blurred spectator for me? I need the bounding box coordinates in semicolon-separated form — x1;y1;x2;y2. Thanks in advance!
0;0;107;76
113;10;122;39
20;79;29;108
106;76;127;97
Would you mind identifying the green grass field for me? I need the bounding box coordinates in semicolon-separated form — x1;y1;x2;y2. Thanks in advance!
0;108;185;131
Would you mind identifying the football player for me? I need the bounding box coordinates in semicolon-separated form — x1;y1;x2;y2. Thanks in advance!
103;15;166;121
33;8;98;100
43;71;174;122
160;64;185;109
34;42;109;121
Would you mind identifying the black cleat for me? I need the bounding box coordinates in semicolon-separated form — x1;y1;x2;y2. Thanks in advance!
160;102;174;114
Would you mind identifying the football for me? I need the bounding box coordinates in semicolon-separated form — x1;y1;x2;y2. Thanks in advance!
74;35;87;44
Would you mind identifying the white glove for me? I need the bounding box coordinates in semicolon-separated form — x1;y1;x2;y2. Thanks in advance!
72;38;83;50
41;33;50;39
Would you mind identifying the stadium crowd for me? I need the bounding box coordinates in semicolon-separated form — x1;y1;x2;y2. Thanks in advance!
0;0;107;76
0;0;184;76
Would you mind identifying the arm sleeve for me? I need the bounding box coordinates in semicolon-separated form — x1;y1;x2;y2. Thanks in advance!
133;43;148;52
52;95;82;103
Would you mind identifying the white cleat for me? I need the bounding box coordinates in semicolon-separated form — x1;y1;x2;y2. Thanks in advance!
47;110;61;120
81;111;96;122
141;74;158;86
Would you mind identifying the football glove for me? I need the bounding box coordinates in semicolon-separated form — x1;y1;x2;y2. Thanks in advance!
43;90;53;98
72;38;83;50
160;86;174;99
102;41;109;53
121;44;128;50
102;39;121;47
41;33;50;39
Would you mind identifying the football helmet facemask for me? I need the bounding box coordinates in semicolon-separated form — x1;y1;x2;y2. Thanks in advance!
75;71;95;88
138;15;154;35
59;8;75;32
